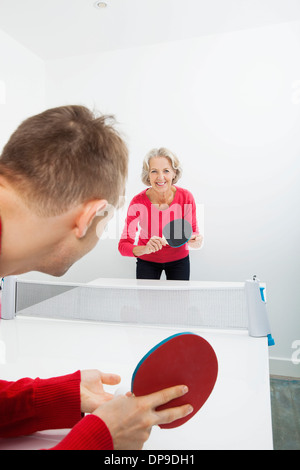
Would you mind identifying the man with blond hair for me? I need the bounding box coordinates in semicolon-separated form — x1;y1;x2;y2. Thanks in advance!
0;105;192;450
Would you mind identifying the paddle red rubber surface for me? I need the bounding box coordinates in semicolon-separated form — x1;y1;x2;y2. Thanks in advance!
131;332;218;429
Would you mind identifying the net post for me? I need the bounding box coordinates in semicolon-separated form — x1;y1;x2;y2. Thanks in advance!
245;277;275;346
0;276;17;320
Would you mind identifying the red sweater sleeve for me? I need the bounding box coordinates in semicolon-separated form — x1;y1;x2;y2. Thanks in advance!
0;371;113;450
118;196;141;258
0;371;81;438
50;414;113;450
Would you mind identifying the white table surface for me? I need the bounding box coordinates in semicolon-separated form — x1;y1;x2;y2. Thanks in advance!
0;313;273;450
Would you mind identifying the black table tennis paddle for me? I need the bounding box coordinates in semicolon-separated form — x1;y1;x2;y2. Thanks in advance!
162;219;193;248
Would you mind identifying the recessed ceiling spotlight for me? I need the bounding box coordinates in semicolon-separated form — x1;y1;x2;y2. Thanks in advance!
94;1;109;8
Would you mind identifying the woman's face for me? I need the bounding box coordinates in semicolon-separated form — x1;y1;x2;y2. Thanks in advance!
148;156;176;194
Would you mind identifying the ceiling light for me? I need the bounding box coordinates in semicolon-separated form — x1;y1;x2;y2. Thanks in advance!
94;1;109;8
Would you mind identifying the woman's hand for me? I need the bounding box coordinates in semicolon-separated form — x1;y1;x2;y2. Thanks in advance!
145;236;167;254
188;234;203;249
80;369;121;413
133;236;167;256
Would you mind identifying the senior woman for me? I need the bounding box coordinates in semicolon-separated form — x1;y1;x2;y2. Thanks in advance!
118;148;203;280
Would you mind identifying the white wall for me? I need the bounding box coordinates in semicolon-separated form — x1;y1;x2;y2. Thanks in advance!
17;22;300;377
0;29;45;152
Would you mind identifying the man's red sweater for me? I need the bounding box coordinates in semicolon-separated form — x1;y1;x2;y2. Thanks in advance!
0;220;113;450
0;371;114;450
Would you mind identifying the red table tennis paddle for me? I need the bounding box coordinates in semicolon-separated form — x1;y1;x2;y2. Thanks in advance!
131;332;218;429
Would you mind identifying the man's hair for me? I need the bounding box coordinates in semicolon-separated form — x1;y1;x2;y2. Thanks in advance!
0;105;128;216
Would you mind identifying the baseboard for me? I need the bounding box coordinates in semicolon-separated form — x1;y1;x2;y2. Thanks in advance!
269;356;300;378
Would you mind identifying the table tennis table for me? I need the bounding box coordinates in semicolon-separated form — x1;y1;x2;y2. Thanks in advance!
0;277;273;450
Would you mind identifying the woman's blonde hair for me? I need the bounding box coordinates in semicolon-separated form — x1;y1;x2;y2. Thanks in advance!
141;147;182;186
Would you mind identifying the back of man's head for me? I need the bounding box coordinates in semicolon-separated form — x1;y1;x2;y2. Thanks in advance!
0;105;128;216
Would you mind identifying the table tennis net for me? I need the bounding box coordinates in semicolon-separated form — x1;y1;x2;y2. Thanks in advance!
10;279;249;330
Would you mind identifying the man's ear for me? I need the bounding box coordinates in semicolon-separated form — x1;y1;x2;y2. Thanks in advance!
74;199;107;239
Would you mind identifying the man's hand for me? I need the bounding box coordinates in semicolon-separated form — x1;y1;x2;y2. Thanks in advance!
93;385;193;450
80;370;121;413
